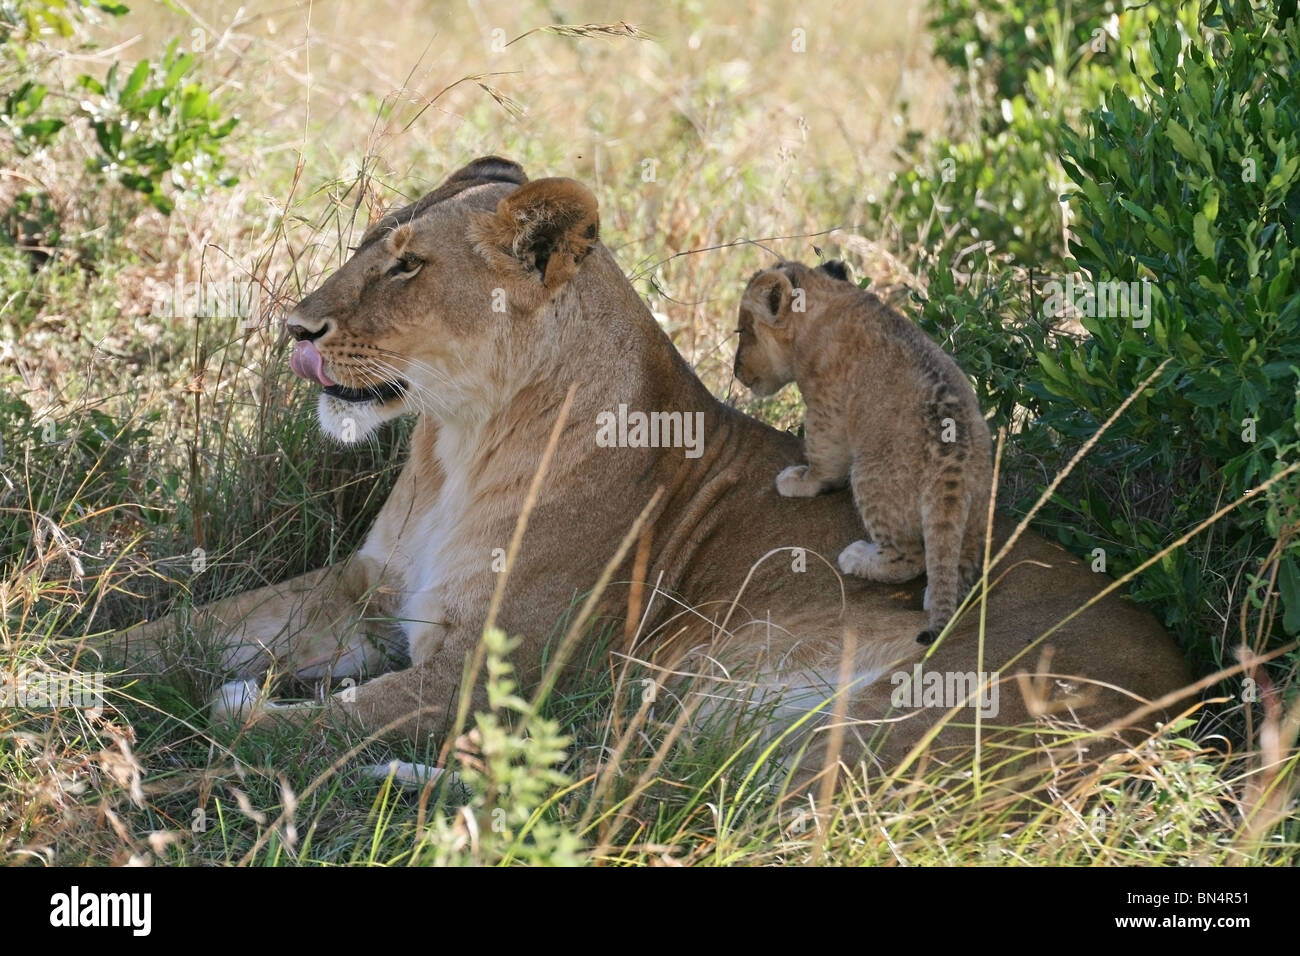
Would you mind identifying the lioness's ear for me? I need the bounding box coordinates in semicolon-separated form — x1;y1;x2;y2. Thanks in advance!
745;270;794;327
448;155;528;186
471;177;600;295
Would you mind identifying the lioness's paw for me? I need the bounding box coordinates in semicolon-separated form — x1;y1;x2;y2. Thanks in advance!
211;679;268;723
776;464;820;498
360;760;445;789
360;761;472;801
837;539;878;576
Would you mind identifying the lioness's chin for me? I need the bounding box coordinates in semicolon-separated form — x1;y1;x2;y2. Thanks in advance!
317;393;406;443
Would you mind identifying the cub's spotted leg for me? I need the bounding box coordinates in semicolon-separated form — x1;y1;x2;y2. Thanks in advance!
957;506;989;595
839;463;925;584
915;472;973;646
837;535;925;583
776;405;850;498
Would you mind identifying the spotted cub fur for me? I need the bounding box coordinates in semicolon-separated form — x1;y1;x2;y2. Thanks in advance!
734;260;992;644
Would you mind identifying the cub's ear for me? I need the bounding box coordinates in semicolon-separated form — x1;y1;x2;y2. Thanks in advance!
743;270;794;327
817;259;849;282
471;178;600;299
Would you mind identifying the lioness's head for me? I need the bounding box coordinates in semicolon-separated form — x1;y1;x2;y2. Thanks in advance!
285;156;600;442
733;259;850;396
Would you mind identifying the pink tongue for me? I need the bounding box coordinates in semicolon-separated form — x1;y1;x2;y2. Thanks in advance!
289;340;335;386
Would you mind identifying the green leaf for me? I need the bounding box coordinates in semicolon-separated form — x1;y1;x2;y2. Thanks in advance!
1279;556;1300;636
1193;212;1216;260
1036;351;1072;393
1202;184;1219;223
121;60;149;105
1165;120;1202;166
164;52;195;89
1118;197;1155;225
20;118;65;142
1220;319;1242;363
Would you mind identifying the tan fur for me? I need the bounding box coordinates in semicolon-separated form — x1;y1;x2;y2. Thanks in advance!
734;260;992;645
112;157;1192;781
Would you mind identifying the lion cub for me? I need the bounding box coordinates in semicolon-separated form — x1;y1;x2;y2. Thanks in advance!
733;260;992;644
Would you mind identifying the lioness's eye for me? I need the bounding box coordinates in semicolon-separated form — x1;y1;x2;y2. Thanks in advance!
387;253;424;279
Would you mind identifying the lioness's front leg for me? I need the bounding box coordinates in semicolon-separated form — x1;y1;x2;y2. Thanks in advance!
226;663;472;742
110;558;401;683
218;621;491;746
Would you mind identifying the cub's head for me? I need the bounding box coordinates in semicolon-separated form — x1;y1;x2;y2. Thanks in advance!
733;259;850;397
284;156;600;442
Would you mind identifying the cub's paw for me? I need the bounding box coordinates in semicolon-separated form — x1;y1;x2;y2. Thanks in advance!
776;464;822;498
837;539;878;577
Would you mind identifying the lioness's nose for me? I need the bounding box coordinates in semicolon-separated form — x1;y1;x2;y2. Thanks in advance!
285;310;328;342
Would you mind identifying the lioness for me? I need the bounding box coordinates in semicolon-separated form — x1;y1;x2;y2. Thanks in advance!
118;157;1190;775
734;259;992;646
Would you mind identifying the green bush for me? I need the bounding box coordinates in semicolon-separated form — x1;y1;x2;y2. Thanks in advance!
871;0;1298;671
1035;11;1300;654
929;0;1124;105
872;1;1209;268
1;4;237;215
873;2;1170;268
864;4;1201;446
75;41;238;213
902;248;1050;433
0;0;127;44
